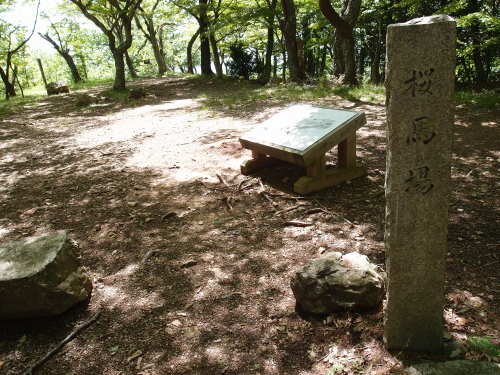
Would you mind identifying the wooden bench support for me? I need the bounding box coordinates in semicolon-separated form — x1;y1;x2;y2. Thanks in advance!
241;151;284;175
294;164;367;195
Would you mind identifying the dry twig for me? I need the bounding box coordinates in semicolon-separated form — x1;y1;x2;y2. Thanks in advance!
141;249;162;263
216;172;229;187
274;204;306;216
285;220;314;227
22;310;102;375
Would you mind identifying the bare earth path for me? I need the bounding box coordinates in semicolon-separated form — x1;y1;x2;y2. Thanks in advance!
0;76;498;374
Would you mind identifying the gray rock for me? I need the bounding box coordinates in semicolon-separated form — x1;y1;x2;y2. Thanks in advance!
0;233;92;319
405;360;500;375
291;252;386;314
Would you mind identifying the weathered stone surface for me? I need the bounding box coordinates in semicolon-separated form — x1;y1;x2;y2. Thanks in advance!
75;93;99;107
46;81;69;95
405;360;500;375
0;233;92;319
384;15;456;352
290;252;386;314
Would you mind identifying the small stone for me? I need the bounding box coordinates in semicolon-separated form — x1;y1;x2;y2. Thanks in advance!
291;252;386;314
183;326;199;338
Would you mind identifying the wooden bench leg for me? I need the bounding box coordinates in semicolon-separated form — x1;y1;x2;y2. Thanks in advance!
338;133;357;169
240;151;283;175
294;133;367;195
306;155;326;179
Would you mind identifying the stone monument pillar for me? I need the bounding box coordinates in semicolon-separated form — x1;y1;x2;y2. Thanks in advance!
384;15;456;353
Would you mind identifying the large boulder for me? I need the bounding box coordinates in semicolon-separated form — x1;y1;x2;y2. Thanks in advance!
291;252;386;314
405;360;500;375
0;233;92;319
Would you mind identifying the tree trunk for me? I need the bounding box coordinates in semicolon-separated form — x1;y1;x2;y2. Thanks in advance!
113;51;127;91
64;54;83;83
38;33;83;83
333;31;344;77
342;33;357;84
319;45;328;76
37;59;48;87
135;11;169;76
187;28;200;74
151;34;168;76
357;30;366;78
319;0;361;84
259;0;278;84
80;54;88;80
210;34;223;78
125;50;138;78
199;0;214;75
0;65;17;99
280;0;306;81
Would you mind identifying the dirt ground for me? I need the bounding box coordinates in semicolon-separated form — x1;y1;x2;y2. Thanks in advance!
0;76;498;375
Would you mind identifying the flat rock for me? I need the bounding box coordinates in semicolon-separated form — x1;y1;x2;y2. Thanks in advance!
291;252;386;314
405;360;500;375
0;233;92;319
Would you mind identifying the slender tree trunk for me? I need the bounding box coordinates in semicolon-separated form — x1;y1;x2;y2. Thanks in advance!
210;34;223;78
358;30;366;77
319;0;361;84
13;66;24;97
342;33;357;83
471;24;486;83
63;54;83;83
187;28;200;74
259;0;277;84
199;0;214;75
319;45;328;76
38;33;83;83
37;59;48;87
125;50;138;78
135;12;168;76
280;0;306;81
333;31;344;77
80;55;88;80
0;65;17;99
151;35;168;76
369;15;383;84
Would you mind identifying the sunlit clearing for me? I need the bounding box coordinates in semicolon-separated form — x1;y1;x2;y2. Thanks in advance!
75;99;199;148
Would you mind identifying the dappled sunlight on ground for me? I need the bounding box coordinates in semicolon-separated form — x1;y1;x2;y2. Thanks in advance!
0;77;498;374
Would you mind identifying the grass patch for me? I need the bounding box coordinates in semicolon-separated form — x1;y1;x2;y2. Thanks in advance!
455;89;500;109
193;77;387;114
0;92;46;116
